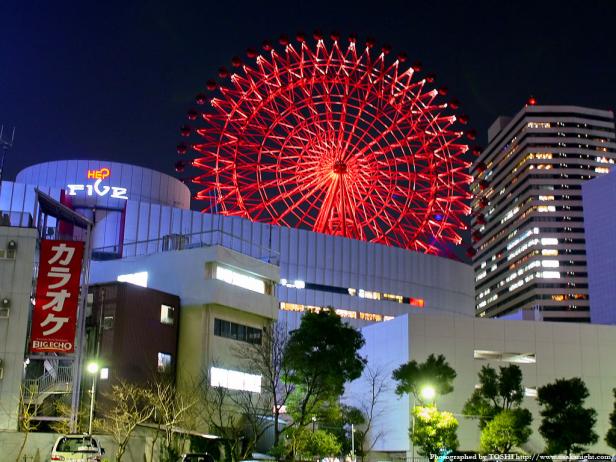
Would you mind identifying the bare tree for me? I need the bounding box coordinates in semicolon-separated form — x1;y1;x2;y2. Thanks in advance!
15;385;40;462
233;321;294;448
198;368;272;462
96;381;154;462
50;399;87;435
350;365;389;460
147;377;198;461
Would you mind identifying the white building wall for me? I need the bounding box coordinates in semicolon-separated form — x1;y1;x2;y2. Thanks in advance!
347;313;616;453
0;226;38;431
345;316;410;453
90;245;279;319
583;170;616;324
16;160;190;209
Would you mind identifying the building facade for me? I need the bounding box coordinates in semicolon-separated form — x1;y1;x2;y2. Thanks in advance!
1;159;475;329
346;313;616;456
0;223;38;431
471;105;616;322
87;282;181;394
582;169;616;324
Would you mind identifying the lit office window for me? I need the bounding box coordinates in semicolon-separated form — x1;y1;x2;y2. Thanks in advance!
210;366;261;393
160;305;175;325
157;352;172;373
215;266;265;294
524;387;538;398
474;350;536;364
117;271;148;288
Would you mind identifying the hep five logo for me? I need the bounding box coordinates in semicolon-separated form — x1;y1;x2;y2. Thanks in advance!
87;167;111;179
32;340;73;351
66;167;128;200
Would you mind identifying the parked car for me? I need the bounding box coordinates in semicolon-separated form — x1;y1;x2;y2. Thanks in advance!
50;434;105;461
179;454;215;462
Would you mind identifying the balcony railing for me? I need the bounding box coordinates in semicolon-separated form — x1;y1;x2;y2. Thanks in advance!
92;229;280;265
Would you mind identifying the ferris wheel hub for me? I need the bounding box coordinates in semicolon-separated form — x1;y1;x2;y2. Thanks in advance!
333;160;348;174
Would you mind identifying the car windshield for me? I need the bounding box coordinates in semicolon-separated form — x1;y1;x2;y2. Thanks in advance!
56;436;98;452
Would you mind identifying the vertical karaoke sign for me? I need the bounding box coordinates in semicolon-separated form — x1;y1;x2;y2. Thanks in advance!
30;240;84;353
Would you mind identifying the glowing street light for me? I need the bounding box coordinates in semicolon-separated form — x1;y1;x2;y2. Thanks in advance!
86;362;99;375
86;361;99;435
420;385;436;403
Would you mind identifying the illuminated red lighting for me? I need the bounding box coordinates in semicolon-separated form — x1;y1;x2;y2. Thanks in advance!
410;298;425;308
183;37;472;253
528;96;537;106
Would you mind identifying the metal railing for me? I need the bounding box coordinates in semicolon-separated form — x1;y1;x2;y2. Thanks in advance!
23;365;73;398
92;229;280;265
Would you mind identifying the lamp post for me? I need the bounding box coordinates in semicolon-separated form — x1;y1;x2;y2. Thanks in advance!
86;361;99;435
412;385;437;462
351;423;355;462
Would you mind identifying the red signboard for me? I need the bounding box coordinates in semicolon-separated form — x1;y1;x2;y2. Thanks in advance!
30;240;84;353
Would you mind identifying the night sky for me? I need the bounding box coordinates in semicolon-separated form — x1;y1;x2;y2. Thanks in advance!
2;0;616;198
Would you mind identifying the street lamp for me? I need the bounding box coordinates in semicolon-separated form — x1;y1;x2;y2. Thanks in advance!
412;385;437;462
420;385;436;404
86;361;99;435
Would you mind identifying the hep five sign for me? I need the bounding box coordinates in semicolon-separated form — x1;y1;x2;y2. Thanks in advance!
30;240;84;354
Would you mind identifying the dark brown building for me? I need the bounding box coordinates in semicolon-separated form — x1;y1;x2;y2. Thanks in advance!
86;282;180;393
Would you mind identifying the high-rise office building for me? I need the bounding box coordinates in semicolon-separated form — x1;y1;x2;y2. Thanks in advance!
471;104;616;322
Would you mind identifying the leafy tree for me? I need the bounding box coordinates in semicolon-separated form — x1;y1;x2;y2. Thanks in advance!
479;408;532;453
392;354;456;405
463;364;525;428
412;406;459;460
283;309;366;427
97;381;154;462
537;377;598;457
605;388;616;449
304;429;343;459
314;400;365;457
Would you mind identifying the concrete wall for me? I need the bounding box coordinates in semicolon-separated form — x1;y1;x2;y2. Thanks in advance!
0;226;38;431
176;302;275;386
90;244;279;311
347;313;616;454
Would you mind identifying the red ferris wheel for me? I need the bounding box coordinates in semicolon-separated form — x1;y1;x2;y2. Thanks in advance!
177;33;473;253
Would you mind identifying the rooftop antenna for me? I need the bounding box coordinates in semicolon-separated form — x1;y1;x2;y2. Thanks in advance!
0;125;16;197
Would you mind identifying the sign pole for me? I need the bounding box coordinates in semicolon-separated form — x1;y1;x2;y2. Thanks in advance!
69;222;93;433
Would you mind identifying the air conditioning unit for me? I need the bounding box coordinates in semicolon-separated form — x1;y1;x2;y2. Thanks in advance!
0;307;9;318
